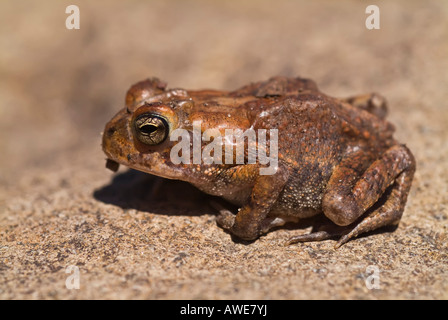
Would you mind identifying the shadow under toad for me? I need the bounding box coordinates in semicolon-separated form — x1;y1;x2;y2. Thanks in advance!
93;169;225;217
94;169;398;245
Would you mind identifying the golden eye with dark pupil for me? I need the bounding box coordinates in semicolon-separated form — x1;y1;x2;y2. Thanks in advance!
134;114;169;145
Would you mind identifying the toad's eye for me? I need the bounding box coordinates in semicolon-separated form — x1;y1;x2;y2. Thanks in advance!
133;113;169;145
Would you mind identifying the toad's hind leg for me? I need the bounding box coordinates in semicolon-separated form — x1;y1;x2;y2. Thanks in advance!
334;162;415;248
287;144;415;248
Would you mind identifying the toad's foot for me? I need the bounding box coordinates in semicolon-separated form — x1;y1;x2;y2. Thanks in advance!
215;207;235;230
285;223;347;247
214;202;292;235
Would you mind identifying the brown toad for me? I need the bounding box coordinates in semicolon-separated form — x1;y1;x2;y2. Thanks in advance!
102;76;415;248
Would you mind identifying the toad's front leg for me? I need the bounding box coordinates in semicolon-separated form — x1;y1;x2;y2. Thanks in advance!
217;165;290;241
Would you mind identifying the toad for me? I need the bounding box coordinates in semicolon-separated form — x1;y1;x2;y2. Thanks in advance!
102;77;415;248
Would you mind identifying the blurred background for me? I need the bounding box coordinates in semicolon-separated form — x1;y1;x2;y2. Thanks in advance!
1;0;446;179
0;0;447;299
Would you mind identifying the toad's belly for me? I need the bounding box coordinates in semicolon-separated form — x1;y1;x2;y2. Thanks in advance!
267;165;328;218
219;177;325;219
268;200;321;218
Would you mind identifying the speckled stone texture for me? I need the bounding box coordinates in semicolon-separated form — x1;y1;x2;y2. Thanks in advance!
0;0;447;299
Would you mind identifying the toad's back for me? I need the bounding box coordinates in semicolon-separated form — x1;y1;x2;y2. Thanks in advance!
223;80;398;217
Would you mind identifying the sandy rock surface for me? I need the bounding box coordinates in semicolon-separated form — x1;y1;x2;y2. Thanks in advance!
0;0;447;299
